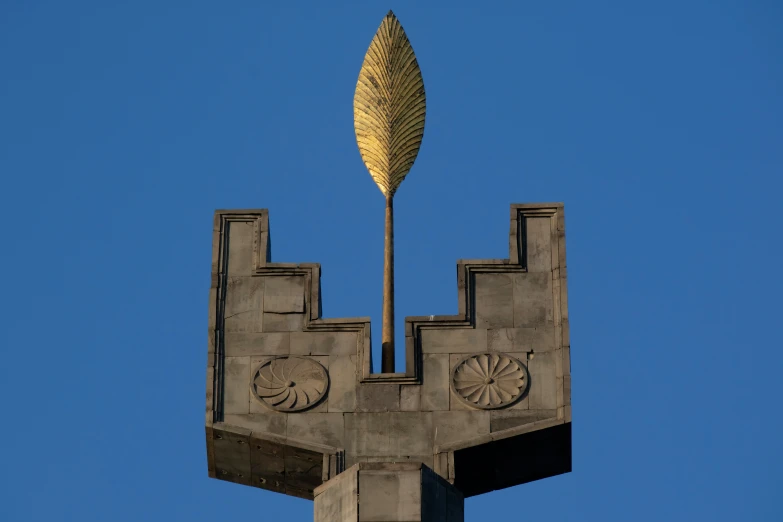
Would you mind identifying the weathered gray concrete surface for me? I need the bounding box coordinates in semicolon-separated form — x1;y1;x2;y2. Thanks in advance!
314;463;463;522
314;464;357;522
206;204;571;501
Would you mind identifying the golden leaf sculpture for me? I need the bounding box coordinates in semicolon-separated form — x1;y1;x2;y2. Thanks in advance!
354;11;427;373
354;11;426;197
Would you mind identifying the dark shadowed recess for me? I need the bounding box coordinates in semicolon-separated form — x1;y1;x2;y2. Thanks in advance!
454;422;572;497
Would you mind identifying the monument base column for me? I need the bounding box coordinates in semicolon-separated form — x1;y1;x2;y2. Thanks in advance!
314;462;464;522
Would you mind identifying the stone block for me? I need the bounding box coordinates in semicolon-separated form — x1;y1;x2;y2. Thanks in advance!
357;384;400;412
345;413;433;458
223;356;250;414
421;354;449;411
224;413;286;436
250;459;285;493
556;376;564;408
405;335;416;376
290;331;358;356
420;328;487;354
226;220;255;275
287;485;313;500
490;409;557;432
207;328;216;354
448;387;473;411
297;355;329;413
525;216;552;272
314;465;358;522
287;413;345;449
433;451;448;479
224;277;264;332
207;288;218;333
447;354;472;411
212;428;251;485
249;438;286;492
262;312;304;332
512;273;554;327
486;327;555;353
432;411;490;447
263;275;305;313
224;332;289;356
206;369;214;424
248;435;325;499
252;437;286;459
328;355;357;412
359;470;421;521
315;463;463;522
400;385;421;412
359;455;435;470
528;351;558;410
473;273;514;328
247;356;268;414
285;450;323;494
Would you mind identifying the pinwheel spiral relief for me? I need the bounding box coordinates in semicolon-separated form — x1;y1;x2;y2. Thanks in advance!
250;356;329;412
452;353;529;409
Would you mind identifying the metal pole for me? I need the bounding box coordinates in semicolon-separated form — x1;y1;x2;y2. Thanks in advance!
381;194;395;372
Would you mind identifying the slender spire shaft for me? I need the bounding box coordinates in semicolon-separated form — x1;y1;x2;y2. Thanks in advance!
382;195;395;372
354;12;425;373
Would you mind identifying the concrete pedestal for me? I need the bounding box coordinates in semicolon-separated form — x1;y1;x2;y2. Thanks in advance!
314;463;464;522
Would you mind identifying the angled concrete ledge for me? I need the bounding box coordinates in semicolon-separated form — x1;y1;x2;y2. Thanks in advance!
434;417;564;453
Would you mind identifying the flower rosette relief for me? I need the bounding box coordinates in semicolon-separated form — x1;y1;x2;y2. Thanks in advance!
250;356;328;412
452;353;529;409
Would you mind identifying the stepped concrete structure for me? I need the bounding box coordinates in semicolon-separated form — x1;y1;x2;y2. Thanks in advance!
205;203;571;520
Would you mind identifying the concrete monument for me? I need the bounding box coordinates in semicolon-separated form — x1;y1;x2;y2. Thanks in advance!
205;12;571;521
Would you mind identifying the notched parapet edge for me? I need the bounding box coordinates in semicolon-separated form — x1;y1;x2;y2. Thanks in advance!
207;203;568;392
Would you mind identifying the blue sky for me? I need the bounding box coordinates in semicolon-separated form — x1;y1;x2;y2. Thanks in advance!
1;1;781;520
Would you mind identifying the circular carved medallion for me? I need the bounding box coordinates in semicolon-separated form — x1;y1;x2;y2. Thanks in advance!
250;356;328;412
451;353;529;409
